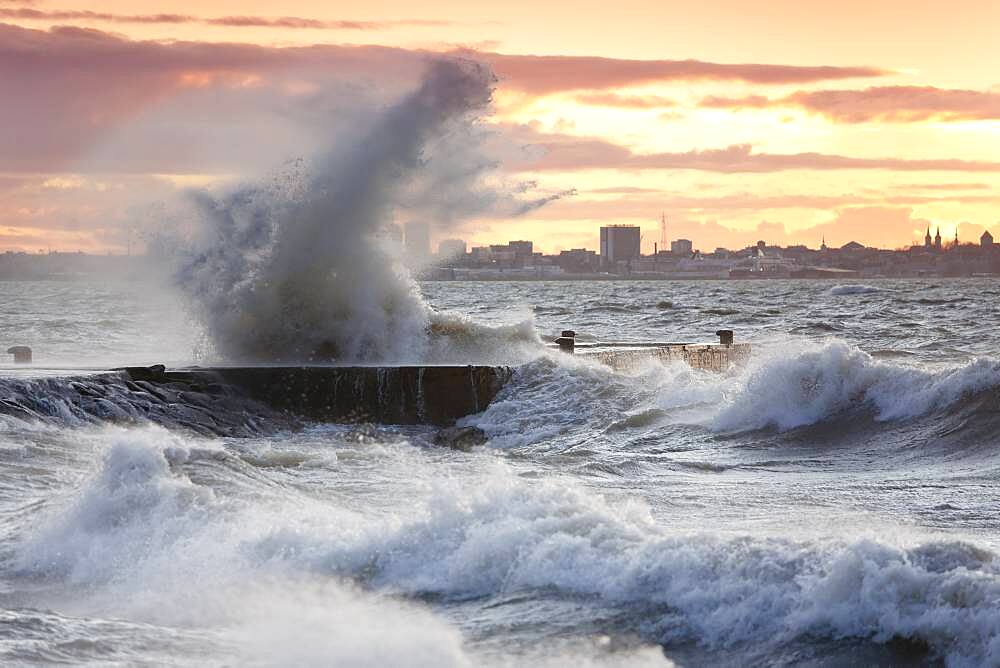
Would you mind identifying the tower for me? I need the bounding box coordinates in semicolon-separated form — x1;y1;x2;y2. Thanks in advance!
934;227;942;250
659;213;668;252
821;236;828;252
925;227;932;248
954;228;959;248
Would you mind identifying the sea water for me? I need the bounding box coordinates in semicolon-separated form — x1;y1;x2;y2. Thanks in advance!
1;277;999;666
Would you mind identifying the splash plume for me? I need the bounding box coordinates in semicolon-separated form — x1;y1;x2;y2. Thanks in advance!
173;58;551;362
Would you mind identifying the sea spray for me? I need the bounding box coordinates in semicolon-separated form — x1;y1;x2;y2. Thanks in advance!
170;58;558;363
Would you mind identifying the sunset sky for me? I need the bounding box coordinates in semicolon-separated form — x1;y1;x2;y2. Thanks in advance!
3;0;1000;253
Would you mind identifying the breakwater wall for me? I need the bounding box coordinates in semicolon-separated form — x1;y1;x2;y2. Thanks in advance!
119;332;749;427
554;329;751;373
124;365;513;427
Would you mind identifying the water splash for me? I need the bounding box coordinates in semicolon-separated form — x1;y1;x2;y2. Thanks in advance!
171;58;556;363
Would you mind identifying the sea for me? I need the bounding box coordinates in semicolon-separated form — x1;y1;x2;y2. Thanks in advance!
1;277;999;667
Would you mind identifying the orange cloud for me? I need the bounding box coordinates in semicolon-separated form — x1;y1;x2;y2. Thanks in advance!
0;8;453;30
510;126;1000;173
701;86;1000;122
466;52;889;94
572;92;676;109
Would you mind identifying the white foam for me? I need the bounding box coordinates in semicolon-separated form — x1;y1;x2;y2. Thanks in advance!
16;423;1000;665
829;285;882;296
711;340;1000;431
12;427;678;666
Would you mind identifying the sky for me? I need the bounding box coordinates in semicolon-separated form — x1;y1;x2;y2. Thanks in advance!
2;0;1000;254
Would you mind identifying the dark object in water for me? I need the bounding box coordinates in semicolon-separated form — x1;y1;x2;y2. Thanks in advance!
434;425;488;451
555;330;576;352
716;329;734;345
7;346;31;364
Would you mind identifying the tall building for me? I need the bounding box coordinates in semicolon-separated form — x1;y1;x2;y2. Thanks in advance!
438;238;467;258
507;240;533;258
671;239;693;256
404;221;431;259
600;225;641;270
982;230;995;248
935;227;942;250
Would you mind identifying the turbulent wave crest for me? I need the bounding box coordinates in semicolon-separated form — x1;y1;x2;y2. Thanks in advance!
171;59;552;363
712;341;1000;432
469;340;1000;444
16;432;1000;665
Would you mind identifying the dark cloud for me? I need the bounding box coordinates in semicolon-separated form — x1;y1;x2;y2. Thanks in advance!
701;86;1000;122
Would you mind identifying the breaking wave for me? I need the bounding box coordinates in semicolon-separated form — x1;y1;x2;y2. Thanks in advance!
13;432;1000;665
470;340;1000;447
711;341;1000;432
169;58;558;364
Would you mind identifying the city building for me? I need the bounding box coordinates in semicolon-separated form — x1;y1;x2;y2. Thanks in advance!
556;248;599;273
507;240;534;258
982;230;995;248
599;225;641;271
438;238;467;259
670;239;693;256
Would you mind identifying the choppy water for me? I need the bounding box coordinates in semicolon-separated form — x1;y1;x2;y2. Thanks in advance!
2;278;1000;666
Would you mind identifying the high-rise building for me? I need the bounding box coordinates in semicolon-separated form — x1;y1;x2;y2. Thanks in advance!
599;225;641;269
671;239;693;256
438;238;467;258
404;221;431;259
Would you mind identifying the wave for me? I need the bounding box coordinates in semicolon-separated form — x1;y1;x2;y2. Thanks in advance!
470;340;1000;447
5;429;679;666
711;341;1000;432
829;284;881;296
0;373;288;436
168;59;560;365
17;432;996;664
897;297;969;306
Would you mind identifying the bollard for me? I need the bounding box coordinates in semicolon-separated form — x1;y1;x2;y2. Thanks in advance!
7;346;32;364
554;330;576;353
716;330;734;346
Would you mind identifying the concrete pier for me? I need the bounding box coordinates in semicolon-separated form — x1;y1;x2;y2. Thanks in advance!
119;331;749;427
551;330;751;372
123;364;513;426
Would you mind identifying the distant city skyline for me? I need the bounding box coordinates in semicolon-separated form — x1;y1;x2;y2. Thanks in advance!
455;214;1000;256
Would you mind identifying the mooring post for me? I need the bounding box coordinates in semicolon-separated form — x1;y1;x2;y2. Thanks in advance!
6;346;32;364
555;330;576;353
716;330;734;346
